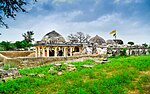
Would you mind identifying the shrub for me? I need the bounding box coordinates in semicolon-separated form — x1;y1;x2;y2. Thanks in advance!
3;62;16;70
120;48;127;56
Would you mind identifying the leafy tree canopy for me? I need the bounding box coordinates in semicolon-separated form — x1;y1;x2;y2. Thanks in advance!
0;0;37;28
128;41;134;45
68;32;91;43
142;43;148;48
0;41;15;50
22;31;34;43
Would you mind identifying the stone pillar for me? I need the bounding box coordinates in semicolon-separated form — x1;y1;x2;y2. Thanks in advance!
54;47;58;57
72;47;75;51
46;47;49;57
42;46;45;57
64;47;68;57
70;47;73;56
79;47;82;53
38;46;41;57
58;47;61;51
35;47;38;57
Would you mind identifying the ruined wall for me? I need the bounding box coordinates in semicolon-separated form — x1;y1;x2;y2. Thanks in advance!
0;51;34;58
4;55;104;69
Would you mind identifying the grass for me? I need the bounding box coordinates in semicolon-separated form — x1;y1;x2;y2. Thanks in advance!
3;61;17;70
0;55;150;94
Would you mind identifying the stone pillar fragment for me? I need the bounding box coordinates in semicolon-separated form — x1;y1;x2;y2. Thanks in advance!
38;46;41;57
70;47;73;56
35;47;38;57
46;47;49;57
64;47;68;57
42;46;45;57
54;47;58;57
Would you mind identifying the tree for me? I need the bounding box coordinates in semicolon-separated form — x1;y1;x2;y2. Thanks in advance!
0;0;37;28
67;34;78;43
14;40;32;49
127;41;134;56
84;34;91;43
68;32;91;43
14;41;22;49
142;43;148;48
128;41;134;46
148;45;150;54
0;41;15;50
22;31;34;43
75;32;85;43
142;43;148;55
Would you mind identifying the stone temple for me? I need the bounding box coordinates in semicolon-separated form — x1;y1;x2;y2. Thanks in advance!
34;30;83;57
34;30;142;57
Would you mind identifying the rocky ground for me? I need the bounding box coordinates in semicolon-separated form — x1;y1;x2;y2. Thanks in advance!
0;57;109;82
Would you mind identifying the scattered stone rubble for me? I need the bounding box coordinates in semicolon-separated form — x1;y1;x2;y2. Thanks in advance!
48;58;110;75
94;58;110;64
26;73;45;78
0;57;110;82
0;68;22;82
48;67;57;75
48;63;77;75
66;64;76;71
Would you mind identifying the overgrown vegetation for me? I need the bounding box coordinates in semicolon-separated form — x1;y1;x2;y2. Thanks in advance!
0;31;34;51
0;55;150;94
3;60;18;70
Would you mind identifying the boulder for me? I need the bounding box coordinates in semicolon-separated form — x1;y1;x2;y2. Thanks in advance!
57;71;63;75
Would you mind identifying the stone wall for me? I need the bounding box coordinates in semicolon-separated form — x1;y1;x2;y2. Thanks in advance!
0;51;34;58
4;55;105;69
107;47;149;56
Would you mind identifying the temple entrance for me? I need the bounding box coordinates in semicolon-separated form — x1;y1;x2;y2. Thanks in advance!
49;50;54;56
35;46;81;57
74;47;79;52
58;50;63;56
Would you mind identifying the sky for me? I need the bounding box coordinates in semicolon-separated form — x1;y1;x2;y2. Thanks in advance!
0;0;150;44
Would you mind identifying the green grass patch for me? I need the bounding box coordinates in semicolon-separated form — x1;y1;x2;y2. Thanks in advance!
0;55;150;94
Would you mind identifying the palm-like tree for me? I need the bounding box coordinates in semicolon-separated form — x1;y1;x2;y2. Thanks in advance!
142;43;148;55
22;31;34;43
128;41;134;55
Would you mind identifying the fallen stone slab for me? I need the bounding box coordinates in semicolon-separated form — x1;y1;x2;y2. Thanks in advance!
67;67;76;71
67;64;75;67
81;65;94;68
94;60;100;63
100;60;110;64
57;71;63;75
26;73;36;77
54;63;62;66
2;76;13;82
103;58;108;61
36;74;45;78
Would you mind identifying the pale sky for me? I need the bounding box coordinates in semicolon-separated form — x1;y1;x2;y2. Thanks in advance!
0;0;150;44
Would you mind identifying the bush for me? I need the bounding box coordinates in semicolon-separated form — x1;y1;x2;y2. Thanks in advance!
3;61;17;70
120;48;127;56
